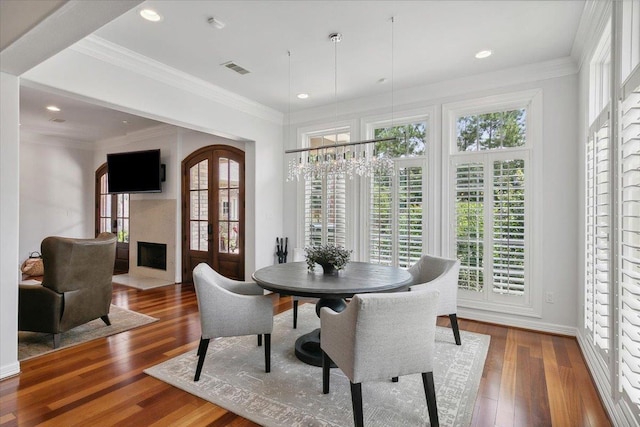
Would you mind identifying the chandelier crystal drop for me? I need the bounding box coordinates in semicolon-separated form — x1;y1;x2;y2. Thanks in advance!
286;143;395;182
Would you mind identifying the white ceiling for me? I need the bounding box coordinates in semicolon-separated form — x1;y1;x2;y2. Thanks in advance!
14;0;586;142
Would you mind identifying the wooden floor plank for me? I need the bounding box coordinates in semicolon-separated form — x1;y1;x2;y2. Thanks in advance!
1;284;611;426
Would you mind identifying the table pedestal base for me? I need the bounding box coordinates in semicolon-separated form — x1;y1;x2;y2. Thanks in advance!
294;297;346;367
294;329;333;367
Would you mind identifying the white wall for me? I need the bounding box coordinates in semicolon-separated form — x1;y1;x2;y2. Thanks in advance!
0;72;21;379
19;134;94;259
284;68;580;334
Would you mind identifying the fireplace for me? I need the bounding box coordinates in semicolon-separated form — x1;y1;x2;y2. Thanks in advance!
137;242;167;270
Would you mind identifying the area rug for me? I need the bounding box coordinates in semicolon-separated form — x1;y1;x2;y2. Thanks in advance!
19;305;158;361
145;305;490;426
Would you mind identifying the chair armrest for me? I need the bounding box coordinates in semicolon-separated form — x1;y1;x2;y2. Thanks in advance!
222;281;265;296
320;304;358;379
18;284;63;333
410;272;458;316
199;291;274;338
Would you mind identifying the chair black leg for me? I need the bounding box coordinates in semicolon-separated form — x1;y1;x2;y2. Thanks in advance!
100;315;111;326
350;382;364;427
194;338;210;381
196;336;208;356
257;334;262;346
264;334;271;373
293;299;299;329
322;351;332;394
422;372;439;427
53;334;60;349
449;314;461;345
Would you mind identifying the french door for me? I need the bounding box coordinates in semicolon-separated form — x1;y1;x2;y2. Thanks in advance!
95;163;130;273
182;145;245;282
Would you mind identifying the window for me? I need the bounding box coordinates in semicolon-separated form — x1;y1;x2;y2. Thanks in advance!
444;91;540;314
618;78;639;414
585;115;611;357
585;27;613;362
303;130;349;248
581;7;640;422
367;121;427;268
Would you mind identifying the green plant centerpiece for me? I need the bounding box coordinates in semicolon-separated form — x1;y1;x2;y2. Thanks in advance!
305;245;352;274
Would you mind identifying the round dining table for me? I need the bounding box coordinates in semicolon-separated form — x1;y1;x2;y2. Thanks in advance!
252;261;413;366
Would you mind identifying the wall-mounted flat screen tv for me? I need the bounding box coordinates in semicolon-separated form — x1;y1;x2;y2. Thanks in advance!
107;149;162;193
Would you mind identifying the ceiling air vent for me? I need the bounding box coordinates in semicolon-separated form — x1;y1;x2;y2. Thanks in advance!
49;118;66;123
221;61;250;75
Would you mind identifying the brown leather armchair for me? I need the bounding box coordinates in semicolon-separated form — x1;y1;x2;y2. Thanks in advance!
18;233;117;348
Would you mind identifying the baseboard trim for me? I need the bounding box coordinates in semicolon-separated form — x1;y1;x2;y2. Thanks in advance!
0;361;20;380
457;308;577;336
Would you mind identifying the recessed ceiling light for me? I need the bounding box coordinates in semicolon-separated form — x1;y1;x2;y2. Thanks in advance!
297;93;309;99
475;50;492;59
122;120;129;124
378;78;388;84
140;8;162;22
46;105;61;112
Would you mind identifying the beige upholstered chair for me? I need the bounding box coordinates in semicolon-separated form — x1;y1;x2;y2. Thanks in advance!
409;254;462;345
320;290;440;427
291;248;317;328
192;263;274;381
18;233;117;348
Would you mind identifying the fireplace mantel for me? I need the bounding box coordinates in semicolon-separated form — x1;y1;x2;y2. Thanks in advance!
129;199;176;282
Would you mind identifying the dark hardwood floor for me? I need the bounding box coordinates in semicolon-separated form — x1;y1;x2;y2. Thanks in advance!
1;283;611;426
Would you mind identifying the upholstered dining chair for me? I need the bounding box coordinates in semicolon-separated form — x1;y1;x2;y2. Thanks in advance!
192;263;274;381
409;254;462;345
291;248;317;329
18;233;117;348
320;289;440;427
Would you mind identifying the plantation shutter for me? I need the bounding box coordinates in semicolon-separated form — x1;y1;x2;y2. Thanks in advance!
369;163;424;267
492;159;526;295
327;174;347;247
304;178;323;248
619;79;640;410
594;121;611;354
455;162;485;292
304;175;346;248
397;165;423;268
370;172;393;265
586;134;596;336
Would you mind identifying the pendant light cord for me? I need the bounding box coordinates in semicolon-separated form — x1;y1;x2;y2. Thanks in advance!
391;16;395;129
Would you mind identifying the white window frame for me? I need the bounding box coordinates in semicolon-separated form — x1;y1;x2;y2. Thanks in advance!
295;121;357;251
442;89;543;318
360;109;436;263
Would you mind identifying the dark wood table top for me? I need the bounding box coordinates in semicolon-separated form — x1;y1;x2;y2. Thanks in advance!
252;261;413;299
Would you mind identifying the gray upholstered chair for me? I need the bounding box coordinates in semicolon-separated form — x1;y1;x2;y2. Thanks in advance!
320;289;441;427
18;233;117;348
409;254;462;345
192;263;274;381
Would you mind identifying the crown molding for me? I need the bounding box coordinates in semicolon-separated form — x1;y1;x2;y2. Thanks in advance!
291;56;578;125
71;35;283;125
571;0;611;71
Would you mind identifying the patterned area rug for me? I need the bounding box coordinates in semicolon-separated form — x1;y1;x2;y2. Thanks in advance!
19;305;158;361
145;305;490;426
